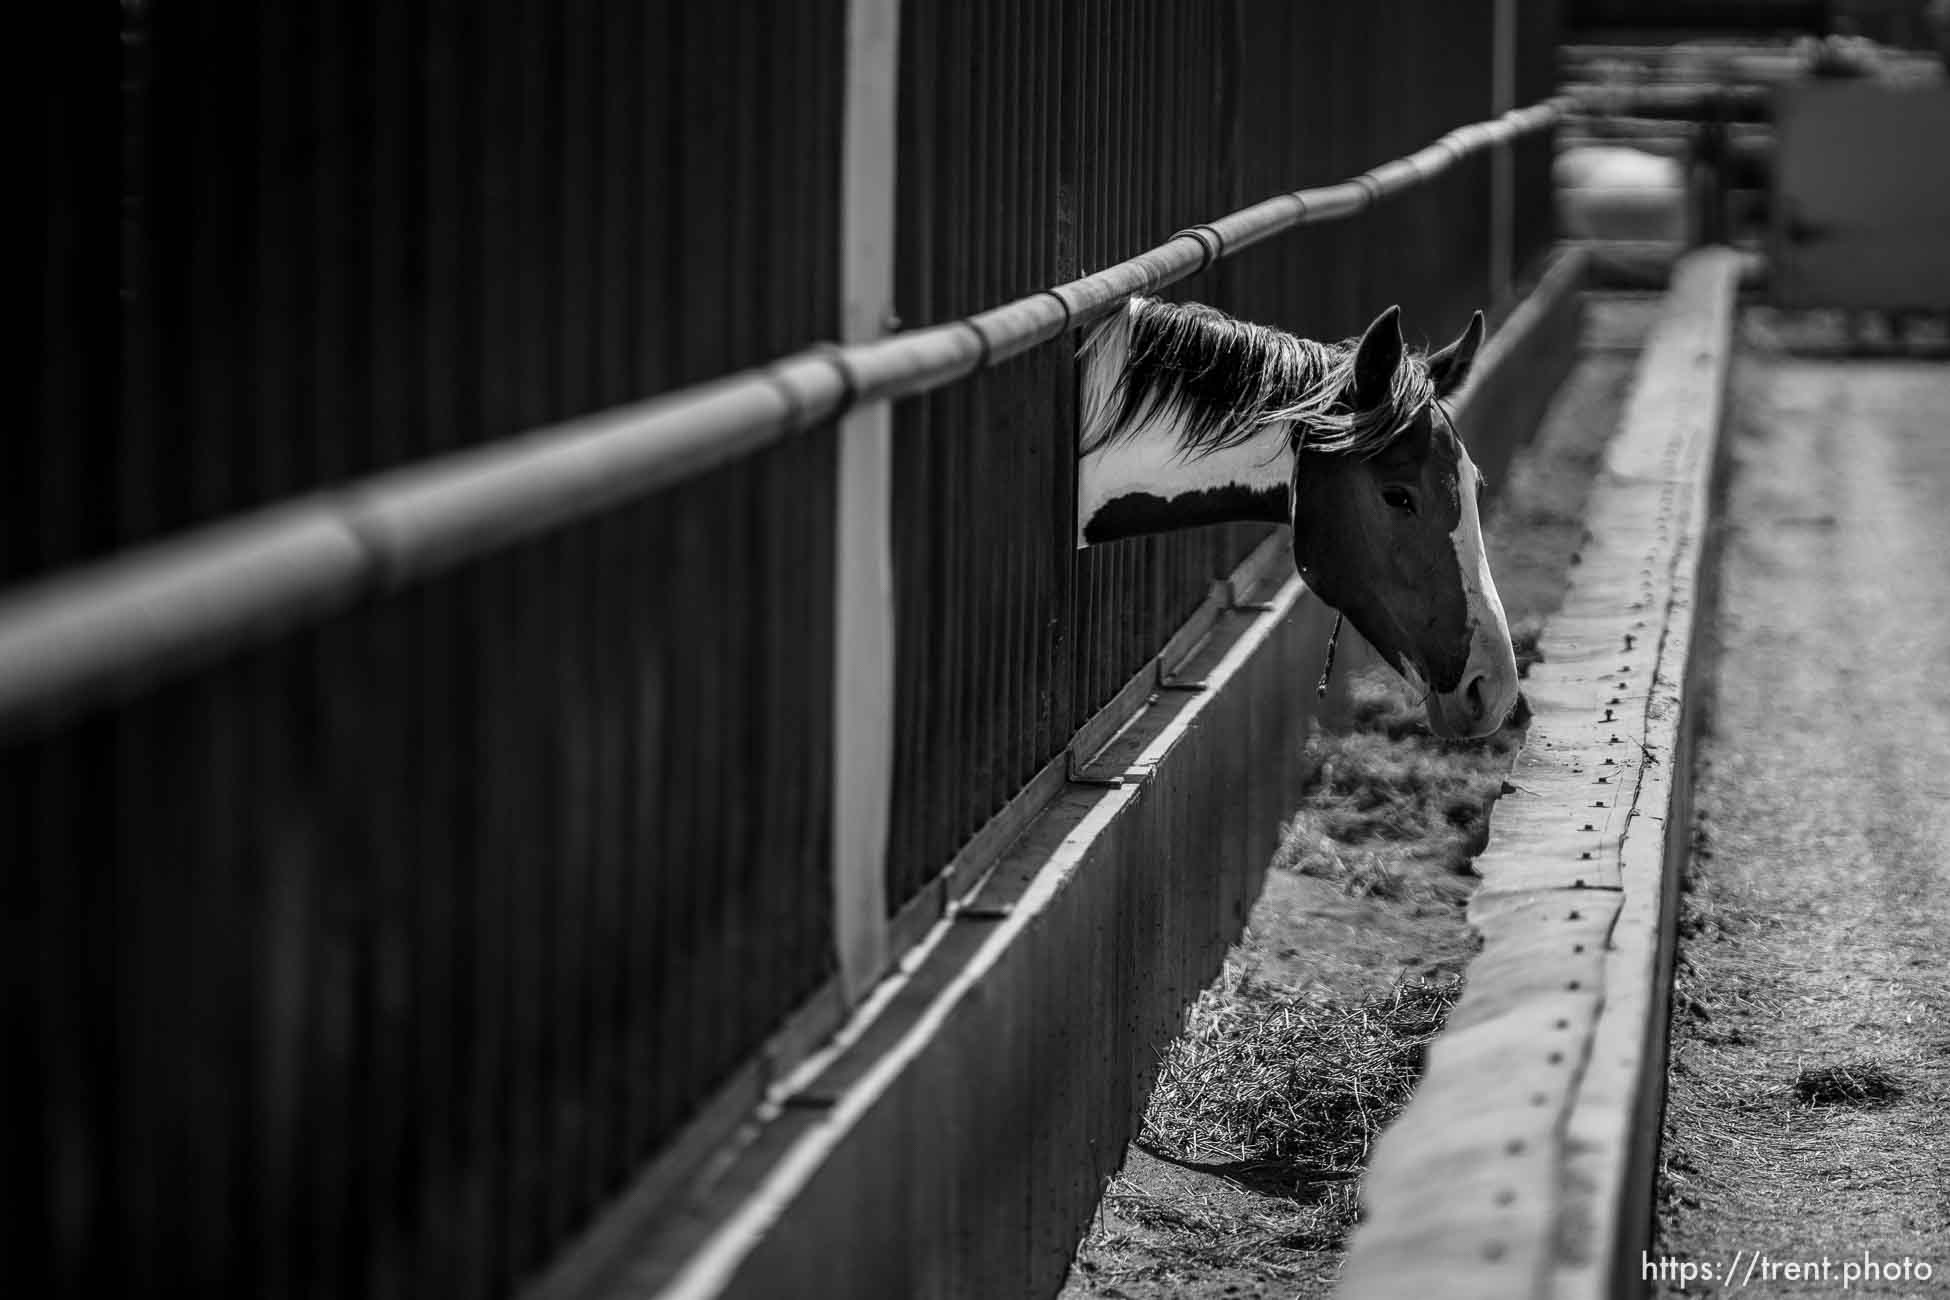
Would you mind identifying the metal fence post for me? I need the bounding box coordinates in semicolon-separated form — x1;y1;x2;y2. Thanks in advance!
832;0;901;1004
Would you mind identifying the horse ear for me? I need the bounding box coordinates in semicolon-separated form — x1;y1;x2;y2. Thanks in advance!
1427;310;1486;398
1350;305;1404;410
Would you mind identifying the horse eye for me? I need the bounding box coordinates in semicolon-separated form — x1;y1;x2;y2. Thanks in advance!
1382;486;1417;515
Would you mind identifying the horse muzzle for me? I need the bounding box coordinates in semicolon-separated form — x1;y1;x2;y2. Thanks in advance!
1423;660;1520;740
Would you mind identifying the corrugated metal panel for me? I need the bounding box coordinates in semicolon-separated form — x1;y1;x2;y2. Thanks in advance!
886;0;1067;902
886;0;1260;910
1214;0;1503;338
16;3;844;1298
16;0;844;583
8;458;837;1300
13;3;116;593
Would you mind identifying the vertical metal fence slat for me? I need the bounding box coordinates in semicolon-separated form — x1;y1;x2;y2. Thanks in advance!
473;566;516;1299
401;587;442;1292
117;1;161;553
583;525;622;1228
508;0;548;1273
623;499;666;1169
998;0;1024;803
236;8;282;1285
976;5;1006;829
560;4;597;1248
565;0;607;1229
375;7;417;1291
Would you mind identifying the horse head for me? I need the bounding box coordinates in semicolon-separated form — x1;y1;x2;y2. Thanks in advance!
1287;307;1520;740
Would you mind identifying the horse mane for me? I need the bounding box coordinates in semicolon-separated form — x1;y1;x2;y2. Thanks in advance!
1077;296;1440;461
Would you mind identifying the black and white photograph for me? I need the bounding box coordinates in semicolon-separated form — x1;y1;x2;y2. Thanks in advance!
14;1;1948;1296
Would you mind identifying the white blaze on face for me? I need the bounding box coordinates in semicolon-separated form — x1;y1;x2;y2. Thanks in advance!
1075;300;1295;547
1447;449;1521;728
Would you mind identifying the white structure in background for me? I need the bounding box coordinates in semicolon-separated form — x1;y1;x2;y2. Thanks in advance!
1554;144;1691;245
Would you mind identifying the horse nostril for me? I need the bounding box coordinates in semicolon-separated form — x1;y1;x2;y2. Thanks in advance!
1464;674;1488;722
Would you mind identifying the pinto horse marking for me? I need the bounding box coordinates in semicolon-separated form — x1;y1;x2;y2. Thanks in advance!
1076;296;1518;739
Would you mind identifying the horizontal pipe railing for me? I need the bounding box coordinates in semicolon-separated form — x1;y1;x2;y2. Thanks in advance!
0;96;1569;743
1561;81;1774;120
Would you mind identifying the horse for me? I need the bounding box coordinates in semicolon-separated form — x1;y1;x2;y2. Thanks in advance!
1075;296;1520;741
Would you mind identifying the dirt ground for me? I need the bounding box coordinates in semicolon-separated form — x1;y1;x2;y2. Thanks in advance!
1653;314;1950;1298
1059;298;1664;1299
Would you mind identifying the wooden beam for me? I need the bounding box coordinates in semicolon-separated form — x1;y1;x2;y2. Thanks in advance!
831;0;902;1003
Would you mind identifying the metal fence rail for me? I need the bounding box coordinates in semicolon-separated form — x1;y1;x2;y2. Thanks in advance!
2;92;1567;742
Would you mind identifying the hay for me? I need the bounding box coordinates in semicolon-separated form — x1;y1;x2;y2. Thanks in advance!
1790;1061;1906;1109
1069;966;1455;1283
1070;652;1519;1290
1083;966;1465;1267
1656;815;1940;1254
1087;1176;1364;1283
1112;666;1502;1253
1278;669;1524;886
1141;970;1460;1172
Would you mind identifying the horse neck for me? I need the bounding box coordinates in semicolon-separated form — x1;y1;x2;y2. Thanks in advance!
1074;299;1318;548
1075;414;1294;547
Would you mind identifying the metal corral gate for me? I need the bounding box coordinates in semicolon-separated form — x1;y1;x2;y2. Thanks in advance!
14;2;1558;1296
